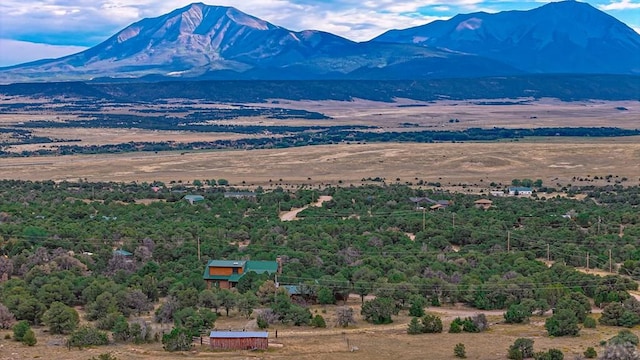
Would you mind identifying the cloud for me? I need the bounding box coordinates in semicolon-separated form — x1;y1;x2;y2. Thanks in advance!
0;39;87;67
0;0;638;51
599;0;640;10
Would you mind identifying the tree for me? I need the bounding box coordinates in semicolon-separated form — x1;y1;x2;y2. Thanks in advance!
599;344;640;360
454;343;467;358
236;293;258;319
408;296;426;317
155;296;179;324
583;317;597;328
162;327;192;352
68;325;109;349
311;314;326;328
407;317;422;335
583;347;597;358
361;297;396;324
505;303;532;324
0;303;16;329
545;309;579;337
42;302;79;334
85;292;118;321
335;307;356;327
218;289;237;317
317;287;335;305
509;338;534;359
22;329;37;346
421;314;443;333
533;349;563;360
13;320;30;341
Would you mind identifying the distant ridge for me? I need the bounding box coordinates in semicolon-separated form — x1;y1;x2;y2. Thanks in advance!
0;1;639;82
373;1;640;74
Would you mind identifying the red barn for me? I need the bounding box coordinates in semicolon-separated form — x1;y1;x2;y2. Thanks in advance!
209;331;268;350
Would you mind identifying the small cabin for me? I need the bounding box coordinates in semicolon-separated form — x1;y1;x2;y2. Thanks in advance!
209;331;268;350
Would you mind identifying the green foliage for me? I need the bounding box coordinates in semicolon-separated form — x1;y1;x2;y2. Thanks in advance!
68;325;109;349
599;302;640;328
449;319;462;333
162;327;192;352
608;329;639;346
173;307;217;337
454;343;466;358
583;347;597;358
408;297;426;317
505;303;532;324
22;329;37;346
311;314;326;328
13;320;30;341
257;316;269;329
361;297;396;325
317;287;335;305
533;349;563;360
421;314;443;333
544;309;579;337
583;317;596;328
43;302;79;334
508;338;534;359
407;317;422;335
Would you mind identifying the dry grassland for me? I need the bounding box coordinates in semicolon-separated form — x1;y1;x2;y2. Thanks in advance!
0;307;628;360
1;140;639;188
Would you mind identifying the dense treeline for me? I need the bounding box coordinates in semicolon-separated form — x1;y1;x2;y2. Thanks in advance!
1;180;640;343
2;127;639;157
2;75;640;102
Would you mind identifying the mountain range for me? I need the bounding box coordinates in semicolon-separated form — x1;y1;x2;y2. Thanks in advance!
0;1;638;82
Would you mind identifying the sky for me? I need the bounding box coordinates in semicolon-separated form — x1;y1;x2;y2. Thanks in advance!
0;0;639;67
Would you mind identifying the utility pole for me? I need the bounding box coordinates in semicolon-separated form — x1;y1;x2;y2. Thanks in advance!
547;243;550;262
507;231;510;253
586;252;589;271
422;208;426;231
197;236;201;261
598;216;601;235
609;248;613;273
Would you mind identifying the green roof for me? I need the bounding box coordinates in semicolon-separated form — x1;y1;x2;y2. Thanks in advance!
245;261;278;274
206;260;246;268
202;260;278;282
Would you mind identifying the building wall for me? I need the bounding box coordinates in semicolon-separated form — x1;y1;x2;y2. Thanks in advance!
210;337;268;350
209;266;243;276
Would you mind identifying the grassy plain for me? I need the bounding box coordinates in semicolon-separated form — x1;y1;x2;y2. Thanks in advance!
0;97;638;187
0;300;627;360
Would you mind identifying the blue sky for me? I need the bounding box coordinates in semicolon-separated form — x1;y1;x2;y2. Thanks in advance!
0;0;639;66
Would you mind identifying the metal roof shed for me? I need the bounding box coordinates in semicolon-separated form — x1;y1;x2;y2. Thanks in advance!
209;331;268;350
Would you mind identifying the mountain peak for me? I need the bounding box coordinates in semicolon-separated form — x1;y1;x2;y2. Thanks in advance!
373;0;640;74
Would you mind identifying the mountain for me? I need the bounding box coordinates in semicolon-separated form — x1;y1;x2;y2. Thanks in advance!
1;1;638;82
0;3;521;82
373;1;640;74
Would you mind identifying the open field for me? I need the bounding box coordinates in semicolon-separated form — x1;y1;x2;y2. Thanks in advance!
1;140;639;188
0;303;630;360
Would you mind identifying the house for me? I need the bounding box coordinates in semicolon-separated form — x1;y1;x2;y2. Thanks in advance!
224;191;257;201
474;199;493;210
409;197;451;209
113;249;133;257
508;187;533;196
203;260;279;289
209;331;268;350
184;194;205;204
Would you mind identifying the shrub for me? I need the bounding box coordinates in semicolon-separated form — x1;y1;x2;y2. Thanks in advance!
583;317;596;328
0;303;16;329
42;302;79;335
257;314;269;329
311;315;326;328
407;317;422;335
421;314;443;333
22;329;37;346
88;353;119;360
505;303;531;324
68;326;109;349
533;349;563;360
454;343;466;358
583;347;597;358
509;338;534;359
545;309;579;336
13;320;30;342
162;327;192;352
449;319;462;333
